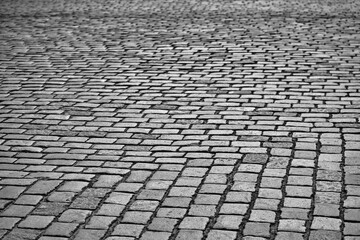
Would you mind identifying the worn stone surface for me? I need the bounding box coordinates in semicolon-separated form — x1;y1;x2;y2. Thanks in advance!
0;0;360;239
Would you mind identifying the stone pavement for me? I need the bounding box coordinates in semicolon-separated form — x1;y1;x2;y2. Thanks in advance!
1;0;360;239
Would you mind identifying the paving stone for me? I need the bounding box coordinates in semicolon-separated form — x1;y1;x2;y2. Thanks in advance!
206;230;237;240
179;217;209;230
189;204;216;217
70;197;101;209
281;208;309;220
73;229;106;240
169;187;197;197
205;174;227;184
115;183;143;193
243;222;270;237
195;194;221;205
148;217;178;232
254;198;280;210
176;230;203;240
275;232;304;240
309;230;342;240
213;215;243;230
58;181;89;192
311;217;341;231
2;228;41;240
316;181;342;192
0;217;21;229
225;192;252;203
234;173;259;182
258;188;282;199
97;204;125;217
33;202;69;216
317;170;342;181
249;210;276;223
85;216;116;229
344;209;360;221
112;224;144;237
26;180;61;194
162;197;192;207
319;154;342;162
278;219;306;232
137;190;166;200
122;211;152;224
140;231;171;240
287;176;313;186
146;180;172;190
157;208;187;219
345;175;360;185
48;192;76;203
130;200;159;211
0;205;34;217
105;192;133;205
0;186;26;199
284;198;312;209
243;154;268;164
93;175;123;188
314;204;340;217
18;216;54;229
344;222;360;235
220;203;248;214
344;197;360;208
315;192;341;204
260;178;283;189
58;209;92;223
286;186;312;197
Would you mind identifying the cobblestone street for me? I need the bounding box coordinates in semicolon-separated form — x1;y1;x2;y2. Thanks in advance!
1;0;360;239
